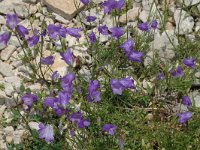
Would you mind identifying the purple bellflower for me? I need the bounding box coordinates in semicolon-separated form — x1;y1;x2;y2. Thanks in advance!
6;13;19;29
81;0;90;5
98;25;109;35
27;34;40;47
0;32;11;48
21;93;37;110
88;32;97;44
110;27;124;39
170;66;184;78
156;72;165;80
177;111;192;123
151;19;158;30
70;111;90;128
119;39;135;55
48;24;62;40
103;124;117;135
87;80;101;102
183;58;196;68
45;97;57;108
110;79;124;95
44;97;69;116
66;28;82;39
78;119;91;128
58;91;70;108
87;16;97;22
17;25;29;38
138;22;150;32
70;111;82;124
101;0;124;14
128;51;144;63
101;0;117;14
40;56;54;65
116;0;125;10
119;77;135;89
182;96;192;107
110;77;135;95
60;73;75;94
60;48;74;65
38;123;54;143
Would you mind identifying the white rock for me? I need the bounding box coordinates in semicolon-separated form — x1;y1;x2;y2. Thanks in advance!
0;0;37;18
144;51;154;67
198;4;200;12
4;82;14;96
142;0;154;10
0;15;6;24
147;31;178;65
182;0;200;6
0;140;7;150
190;91;200;108
6;135;13;144
133;1;142;8
4;126;14;135
0;105;6;119
139;10;149;22
0;91;11;105
42;0;85;20
22;0;37;4
92;0;103;4
0;45;16;61
173;103;188;113
195;72;200;78
120;7;140;23
28;83;41;92
28;122;39;130
195;21;200;32
3;110;13;123
8;36;20;47
174;9;194;34
11;60;23;68
0;61;14;77
13;130;26;144
103;15;117;28
79;66;91;81
52;12;70;24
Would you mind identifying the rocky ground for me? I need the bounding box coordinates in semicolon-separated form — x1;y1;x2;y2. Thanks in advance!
0;0;200;149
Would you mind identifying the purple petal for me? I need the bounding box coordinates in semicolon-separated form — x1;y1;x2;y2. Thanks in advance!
38;124;54;143
6;13;19;29
60;48;74;65
40;56;54;65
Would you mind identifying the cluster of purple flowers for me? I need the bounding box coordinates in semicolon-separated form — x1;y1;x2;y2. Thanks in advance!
138;19;158;32
5;13;40;47
156;58;196;81
177;96;193;123
119;39;144;63
48;24;83;40
8;0;198;144
110;77;135;95
100;0;124;14
44;73;75;116
70;111;91;128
